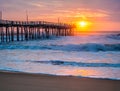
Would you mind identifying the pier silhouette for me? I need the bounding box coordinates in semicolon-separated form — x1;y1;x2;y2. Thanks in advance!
0;20;74;43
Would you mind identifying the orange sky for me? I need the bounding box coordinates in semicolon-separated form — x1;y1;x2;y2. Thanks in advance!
0;0;120;31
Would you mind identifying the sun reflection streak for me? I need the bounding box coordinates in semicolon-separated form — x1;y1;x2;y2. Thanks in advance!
61;69;99;77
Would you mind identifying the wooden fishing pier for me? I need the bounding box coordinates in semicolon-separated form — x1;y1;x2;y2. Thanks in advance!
0;20;74;43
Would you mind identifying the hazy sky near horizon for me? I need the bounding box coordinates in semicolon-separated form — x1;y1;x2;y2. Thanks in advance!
0;0;120;31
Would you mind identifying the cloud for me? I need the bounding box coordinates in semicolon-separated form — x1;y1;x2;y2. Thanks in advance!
28;2;45;8
0;0;120;23
54;8;109;18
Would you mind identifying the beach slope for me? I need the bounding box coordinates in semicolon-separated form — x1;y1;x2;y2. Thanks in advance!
0;72;120;91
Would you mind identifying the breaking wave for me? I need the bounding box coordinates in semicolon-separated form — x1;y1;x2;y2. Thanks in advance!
30;60;120;67
107;33;120;40
0;43;120;52
51;43;120;52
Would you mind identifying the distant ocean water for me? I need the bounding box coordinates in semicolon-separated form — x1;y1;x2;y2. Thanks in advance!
0;31;120;80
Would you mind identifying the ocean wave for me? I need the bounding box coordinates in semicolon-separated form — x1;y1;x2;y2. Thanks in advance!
0;43;120;52
30;60;120;67
107;33;120;40
52;43;120;52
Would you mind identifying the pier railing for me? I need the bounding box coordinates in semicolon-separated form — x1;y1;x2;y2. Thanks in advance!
0;20;74;43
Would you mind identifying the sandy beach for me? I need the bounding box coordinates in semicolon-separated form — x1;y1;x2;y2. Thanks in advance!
0;71;120;91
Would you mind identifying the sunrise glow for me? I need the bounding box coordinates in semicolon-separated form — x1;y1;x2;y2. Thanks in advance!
0;0;120;31
79;21;88;28
74;20;93;34
0;1;120;90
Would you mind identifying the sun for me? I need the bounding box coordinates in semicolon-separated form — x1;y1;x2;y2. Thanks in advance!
75;20;93;34
76;20;92;29
77;21;90;28
79;21;88;27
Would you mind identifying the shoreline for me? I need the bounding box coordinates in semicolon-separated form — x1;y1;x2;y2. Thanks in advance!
0;71;120;91
0;70;120;80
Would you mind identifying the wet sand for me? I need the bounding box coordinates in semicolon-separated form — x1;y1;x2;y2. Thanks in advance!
0;71;120;91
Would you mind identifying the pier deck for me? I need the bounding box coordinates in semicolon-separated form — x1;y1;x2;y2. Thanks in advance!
0;20;74;43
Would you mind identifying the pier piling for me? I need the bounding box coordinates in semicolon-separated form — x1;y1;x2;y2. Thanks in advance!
0;20;74;43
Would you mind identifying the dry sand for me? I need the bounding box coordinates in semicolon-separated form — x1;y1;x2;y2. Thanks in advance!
0;71;120;91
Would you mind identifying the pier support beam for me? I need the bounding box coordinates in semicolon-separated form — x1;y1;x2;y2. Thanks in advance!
0;20;73;43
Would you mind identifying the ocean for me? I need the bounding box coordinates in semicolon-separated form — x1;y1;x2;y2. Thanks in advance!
0;31;120;80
